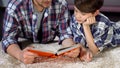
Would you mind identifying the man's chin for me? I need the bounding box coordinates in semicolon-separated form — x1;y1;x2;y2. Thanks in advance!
44;5;51;8
44;3;51;8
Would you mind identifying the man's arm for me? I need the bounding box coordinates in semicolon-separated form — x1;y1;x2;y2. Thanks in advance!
7;44;23;61
6;44;38;64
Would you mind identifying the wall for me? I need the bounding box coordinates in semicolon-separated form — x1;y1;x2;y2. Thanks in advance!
66;0;120;12
0;7;5;40
0;0;9;7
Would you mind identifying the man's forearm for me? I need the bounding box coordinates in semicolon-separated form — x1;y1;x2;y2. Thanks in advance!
7;44;22;60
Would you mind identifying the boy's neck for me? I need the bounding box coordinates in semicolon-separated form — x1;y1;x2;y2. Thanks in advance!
93;10;100;16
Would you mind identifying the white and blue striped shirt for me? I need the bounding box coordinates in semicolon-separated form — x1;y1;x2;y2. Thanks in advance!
62;13;120;51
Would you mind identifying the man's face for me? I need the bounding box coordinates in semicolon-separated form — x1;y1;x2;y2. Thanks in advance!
74;6;93;24
36;0;52;8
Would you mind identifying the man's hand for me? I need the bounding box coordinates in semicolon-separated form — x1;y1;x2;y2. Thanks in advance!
19;46;38;64
7;44;39;64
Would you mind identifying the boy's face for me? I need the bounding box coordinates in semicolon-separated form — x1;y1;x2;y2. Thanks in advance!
35;0;52;8
74;6;93;24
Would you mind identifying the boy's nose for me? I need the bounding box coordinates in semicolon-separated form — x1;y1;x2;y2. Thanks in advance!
76;14;81;18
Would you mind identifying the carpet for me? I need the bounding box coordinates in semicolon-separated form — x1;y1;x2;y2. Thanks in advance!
0;40;120;68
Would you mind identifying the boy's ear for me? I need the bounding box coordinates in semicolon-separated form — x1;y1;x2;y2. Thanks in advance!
93;10;100;16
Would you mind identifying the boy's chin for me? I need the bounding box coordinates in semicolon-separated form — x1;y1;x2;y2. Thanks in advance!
77;21;84;24
77;20;86;24
76;20;84;23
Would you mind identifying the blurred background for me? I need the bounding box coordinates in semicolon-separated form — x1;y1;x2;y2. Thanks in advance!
0;0;120;40
66;0;120;22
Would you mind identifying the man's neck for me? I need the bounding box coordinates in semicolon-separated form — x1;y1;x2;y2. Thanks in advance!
33;0;44;12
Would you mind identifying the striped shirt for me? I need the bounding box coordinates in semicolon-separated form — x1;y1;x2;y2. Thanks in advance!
1;0;71;52
64;13;120;51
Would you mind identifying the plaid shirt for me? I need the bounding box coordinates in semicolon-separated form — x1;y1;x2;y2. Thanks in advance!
2;0;71;52
65;13;120;51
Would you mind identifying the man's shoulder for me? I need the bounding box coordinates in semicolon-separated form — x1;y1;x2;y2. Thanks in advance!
49;0;68;12
6;0;33;19
7;0;32;9
52;0;67;6
6;0;32;13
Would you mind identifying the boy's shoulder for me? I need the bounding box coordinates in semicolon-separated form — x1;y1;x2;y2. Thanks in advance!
96;13;114;26
96;13;111;23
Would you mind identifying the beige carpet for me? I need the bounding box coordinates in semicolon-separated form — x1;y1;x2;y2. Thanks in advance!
0;40;120;68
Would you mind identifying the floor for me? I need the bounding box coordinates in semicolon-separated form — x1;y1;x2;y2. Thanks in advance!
0;41;120;68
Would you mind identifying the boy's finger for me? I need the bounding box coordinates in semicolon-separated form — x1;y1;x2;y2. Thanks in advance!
85;52;92;62
80;55;86;61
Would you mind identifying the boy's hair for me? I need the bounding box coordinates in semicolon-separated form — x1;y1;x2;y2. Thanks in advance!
74;0;104;13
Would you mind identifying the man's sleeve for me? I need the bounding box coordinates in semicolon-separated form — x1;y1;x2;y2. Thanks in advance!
1;10;18;53
58;0;73;44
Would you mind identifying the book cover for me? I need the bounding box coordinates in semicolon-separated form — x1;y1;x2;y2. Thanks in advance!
28;44;80;58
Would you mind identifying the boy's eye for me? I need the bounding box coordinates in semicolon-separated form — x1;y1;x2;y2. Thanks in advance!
81;13;86;15
74;10;77;12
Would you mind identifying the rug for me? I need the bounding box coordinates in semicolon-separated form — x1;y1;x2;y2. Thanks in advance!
0;40;120;68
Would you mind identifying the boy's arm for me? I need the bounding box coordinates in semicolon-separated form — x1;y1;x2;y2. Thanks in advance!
62;38;75;47
82;17;99;55
62;38;80;58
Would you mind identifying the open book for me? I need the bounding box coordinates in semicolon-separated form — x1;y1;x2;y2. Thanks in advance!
28;44;80;58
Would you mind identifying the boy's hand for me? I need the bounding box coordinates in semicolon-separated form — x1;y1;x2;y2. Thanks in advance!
19;46;38;64
83;16;96;25
79;47;93;62
63;46;80;58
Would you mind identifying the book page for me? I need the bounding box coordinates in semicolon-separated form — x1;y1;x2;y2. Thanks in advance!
29;43;80;57
33;43;61;51
56;45;80;55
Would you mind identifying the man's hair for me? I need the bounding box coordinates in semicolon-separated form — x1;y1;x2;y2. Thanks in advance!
74;0;104;13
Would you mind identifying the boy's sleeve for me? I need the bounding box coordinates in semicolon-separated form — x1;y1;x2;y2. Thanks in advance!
93;21;114;51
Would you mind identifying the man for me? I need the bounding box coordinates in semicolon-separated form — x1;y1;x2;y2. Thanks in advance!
2;0;80;64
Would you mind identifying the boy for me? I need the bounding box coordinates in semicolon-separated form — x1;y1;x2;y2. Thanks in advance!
64;0;120;62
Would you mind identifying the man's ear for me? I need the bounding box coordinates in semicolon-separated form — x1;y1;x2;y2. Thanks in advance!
93;10;100;16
